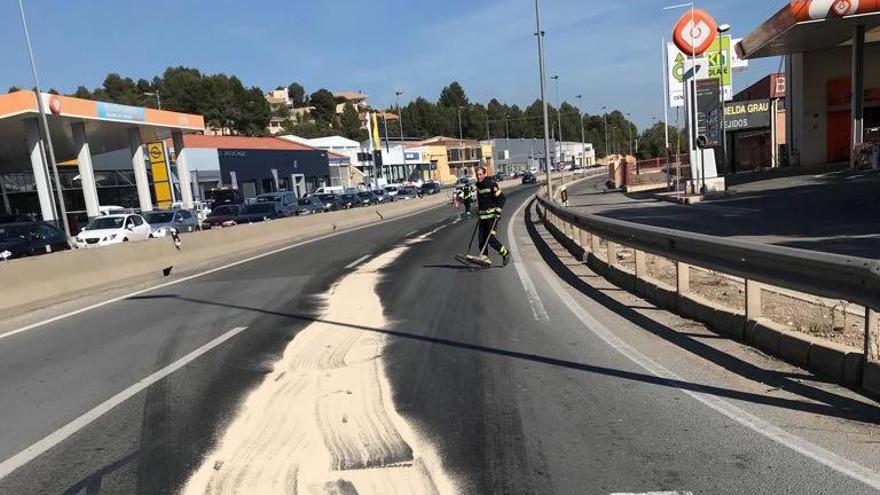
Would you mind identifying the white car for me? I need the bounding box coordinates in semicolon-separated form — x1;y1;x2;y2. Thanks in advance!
74;214;152;248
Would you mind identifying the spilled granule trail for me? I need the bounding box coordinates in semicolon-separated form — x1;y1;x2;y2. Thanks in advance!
181;240;457;495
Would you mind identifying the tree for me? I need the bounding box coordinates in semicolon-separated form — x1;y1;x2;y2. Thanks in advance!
7;86;21;94
340;102;366;141
438;82;468;108
287;82;305;106
72;86;92;99
309;89;337;127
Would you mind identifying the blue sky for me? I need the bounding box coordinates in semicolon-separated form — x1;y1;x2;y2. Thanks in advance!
1;0;785;129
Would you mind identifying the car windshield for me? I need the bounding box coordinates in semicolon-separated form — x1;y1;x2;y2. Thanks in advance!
317;194;335;201
357;192;372;198
211;206;238;216
241;204;275;215
206;189;239;203
341;194;356;200
86;217;125;230
0;225;28;240
145;212;175;224
297;199;313;206
385;187;397;192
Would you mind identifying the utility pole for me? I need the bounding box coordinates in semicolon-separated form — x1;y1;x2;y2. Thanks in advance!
396;91;406;182
534;0;553;196
577;95;586;167
602;106;609;159
551;75;562;162
626;112;633;156
505;115;510;140
18;0;70;237
144;90;161;110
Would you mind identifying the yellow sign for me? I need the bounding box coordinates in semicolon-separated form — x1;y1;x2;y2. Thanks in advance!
147;142;173;208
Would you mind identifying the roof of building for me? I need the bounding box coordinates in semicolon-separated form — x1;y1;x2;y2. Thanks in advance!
172;134;316;151
374;112;399;121
333;91;368;102
415;136;479;146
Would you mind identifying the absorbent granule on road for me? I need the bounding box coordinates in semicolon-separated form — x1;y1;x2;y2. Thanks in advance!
179;242;457;495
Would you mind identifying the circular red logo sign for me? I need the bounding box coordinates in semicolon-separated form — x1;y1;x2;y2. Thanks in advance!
672;8;718;57
48;95;62;115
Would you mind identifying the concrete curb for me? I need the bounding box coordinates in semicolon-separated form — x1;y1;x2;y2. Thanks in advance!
537;204;874;395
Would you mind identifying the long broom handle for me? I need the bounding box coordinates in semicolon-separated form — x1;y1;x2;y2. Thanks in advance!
478;215;501;255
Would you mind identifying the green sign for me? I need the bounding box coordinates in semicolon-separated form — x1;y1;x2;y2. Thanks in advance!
707;36;732;87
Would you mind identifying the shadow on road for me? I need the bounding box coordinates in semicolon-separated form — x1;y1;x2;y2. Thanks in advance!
521;198;880;423
128;285;880;426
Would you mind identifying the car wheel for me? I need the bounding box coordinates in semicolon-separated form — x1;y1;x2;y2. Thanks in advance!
123;238;129;242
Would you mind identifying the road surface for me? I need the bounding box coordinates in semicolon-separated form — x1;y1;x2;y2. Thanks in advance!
1;185;879;494
567;170;880;258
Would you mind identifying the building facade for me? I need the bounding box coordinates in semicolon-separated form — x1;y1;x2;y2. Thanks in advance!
489;138;556;174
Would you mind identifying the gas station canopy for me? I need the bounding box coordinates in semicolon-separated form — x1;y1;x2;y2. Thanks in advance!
737;4;880;59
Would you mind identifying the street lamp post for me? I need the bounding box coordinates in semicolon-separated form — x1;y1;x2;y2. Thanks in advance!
17;0;70;237
626;112;633;156
576;95;586;168
505;115;510;140
550;75;562;159
717;23;731;170
612;127;618;156
396;91;407;182
602;106;609;159
534;0;553;196
144;90;162;110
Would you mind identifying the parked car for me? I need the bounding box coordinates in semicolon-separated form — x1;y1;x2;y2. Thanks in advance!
313;186;345;196
295;197;324;216
383;186;400;200
396;186;420;200
521;173;538;184
337;193;358;209
0;214;31;225
205;188;244;209
202;204;242;228
234;203;283;224
494;172;508;181
74;214;151;248
255;192;297;217
372;189;388;203
0;222;69;259
145;209;199;237
355;191;379;207
316;193;341;212
420;182;442;195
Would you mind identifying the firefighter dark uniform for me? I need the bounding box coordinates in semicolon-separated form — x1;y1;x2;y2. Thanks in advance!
462;183;474;215
476;177;510;265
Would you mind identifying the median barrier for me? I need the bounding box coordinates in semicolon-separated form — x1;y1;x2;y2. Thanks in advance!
0;180;522;318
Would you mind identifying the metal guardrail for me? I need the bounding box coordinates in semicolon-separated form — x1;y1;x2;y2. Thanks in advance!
535;191;880;360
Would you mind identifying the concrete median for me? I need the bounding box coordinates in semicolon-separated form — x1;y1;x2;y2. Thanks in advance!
0;181;520;318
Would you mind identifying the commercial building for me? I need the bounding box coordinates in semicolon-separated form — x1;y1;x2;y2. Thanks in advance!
737;2;880;168
165;135;332;200
413;136;492;183
0;91;204;226
721;73;787;173
489;138;556;174
556;141;596;167
280;134;364;187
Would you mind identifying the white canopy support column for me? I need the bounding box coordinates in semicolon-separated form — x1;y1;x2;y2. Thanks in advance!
851;24;866;169
24;118;55;221
172;130;194;209
71;122;100;219
128;127;153;213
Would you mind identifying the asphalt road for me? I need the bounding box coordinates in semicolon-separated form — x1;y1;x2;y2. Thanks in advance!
1;184;879;494
567;170;880;258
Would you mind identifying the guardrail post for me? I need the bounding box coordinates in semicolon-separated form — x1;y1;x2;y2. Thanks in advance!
676;261;690;294
607;241;618;266
745;279;762;320
591;234;601;258
866;308;879;361
635;250;647;279
578;228;588;251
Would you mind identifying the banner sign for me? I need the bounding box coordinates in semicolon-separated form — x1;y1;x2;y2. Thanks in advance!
790;0;880;21
96;102;145;122
723;99;772;130
673;9;718;56
667;36;744;108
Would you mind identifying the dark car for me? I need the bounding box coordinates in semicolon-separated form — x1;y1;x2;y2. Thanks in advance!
420;182;442;195
316;194;341;212
205;188;244;209
0;214;30;225
396;186;420;200
521;173;538;184
233;203;283;224
202;204;242;229
494;172;508;182
295;197;323;216
0;222;69;259
356;191;379;206
338;193;358;209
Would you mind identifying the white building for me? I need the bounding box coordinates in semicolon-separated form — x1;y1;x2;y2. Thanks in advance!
279;135;365;187
556;141;596;167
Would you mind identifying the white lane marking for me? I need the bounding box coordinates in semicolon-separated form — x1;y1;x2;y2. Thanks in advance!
517;205;880;492
0;202;451;343
344;254;371;270
0;326;249;480
507;197;549;322
405;229;419;237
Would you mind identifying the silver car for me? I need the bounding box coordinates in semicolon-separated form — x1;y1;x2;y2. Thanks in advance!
144;210;199;237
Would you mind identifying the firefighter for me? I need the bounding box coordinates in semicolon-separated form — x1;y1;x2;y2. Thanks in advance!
461;180;474;216
475;166;510;266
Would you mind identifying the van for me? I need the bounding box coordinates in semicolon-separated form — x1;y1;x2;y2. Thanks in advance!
313;186;344;196
255;192;297;217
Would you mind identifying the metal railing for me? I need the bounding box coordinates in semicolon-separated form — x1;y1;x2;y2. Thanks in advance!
535;190;880;364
